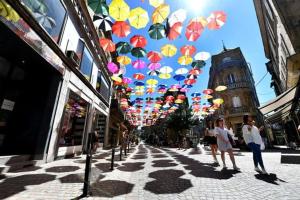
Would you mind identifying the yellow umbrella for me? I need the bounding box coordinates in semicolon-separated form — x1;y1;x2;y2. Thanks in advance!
111;75;122;82
117;55;131;65
159;73;171;79
129;7;149;29
213;98;224;105
135;86;145;90
161;44;177;57
146;79;158;85
109;0;130;21
204;95;213;99
178;55;193;65
175;99;183;104
215;85;227;92
0;1;20;22
149;0;164;8
152;4;170;24
191;16;208;27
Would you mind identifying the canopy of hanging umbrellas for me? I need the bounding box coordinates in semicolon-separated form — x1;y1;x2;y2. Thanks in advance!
88;0;228;127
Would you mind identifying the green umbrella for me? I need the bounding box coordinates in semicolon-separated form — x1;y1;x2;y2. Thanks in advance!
116;41;132;54
191;60;206;68
148;23;166;40
131;47;147;58
88;0;109;16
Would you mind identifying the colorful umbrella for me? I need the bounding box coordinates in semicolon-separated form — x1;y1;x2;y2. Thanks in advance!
116;41;132;54
191;60;206;68
194;52;211;61
107;62;119;73
167;22;183;40
191;92;201;97
185;20;204;41
187;74;197;80
93;14;113;32
161;44;177;57
147;70;160;76
160;66;173;73
115;65;126;75
146;79;158;85
177;94;186;100
129;7;149;29
191;16;208;27
207;11;227;30
213;98;224;105
131;47;147;58
168;9;187;27
149;0;164;8
88;0;108;15
204;94;213;99
148;63;161;70
173;75;185;82
122;77;132;84
203;89;214;95
184;79;197;85
117;55;131;65
180;45;196;56
175;99;183;104
99;38;115;52
132;60;146;69
178;55;193;65
148;23;166;40
175;68;188;75
112;21;131;37
159;73;171;79
133;73;145;80
130;35;147;48
147;51;163;62
152;4;170;24
134;81;145;86
215;85;227;92
109;0;130;21
111;75;122;82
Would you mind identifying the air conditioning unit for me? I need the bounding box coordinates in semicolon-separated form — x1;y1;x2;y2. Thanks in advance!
66;50;80;67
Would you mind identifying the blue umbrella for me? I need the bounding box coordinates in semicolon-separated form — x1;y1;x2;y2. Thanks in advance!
134;81;145;86
173;75;185;82
191;92;201;97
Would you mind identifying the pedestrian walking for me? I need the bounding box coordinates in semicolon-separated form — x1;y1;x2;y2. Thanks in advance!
205;120;219;164
215;118;240;170
242;115;268;174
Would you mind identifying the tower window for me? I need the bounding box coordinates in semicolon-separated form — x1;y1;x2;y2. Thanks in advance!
227;74;235;84
232;96;242;108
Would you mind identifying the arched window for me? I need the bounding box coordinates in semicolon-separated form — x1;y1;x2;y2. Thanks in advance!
227;73;235;84
232;96;242;108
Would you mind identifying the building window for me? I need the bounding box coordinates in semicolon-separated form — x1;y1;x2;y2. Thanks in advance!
222;57;231;63
80;47;93;81
263;0;274;21
22;0;67;43
58;91;88;147
232;96;242;108
100;76;110;102
280;34;290;58
96;70;101;92
227;73;235;84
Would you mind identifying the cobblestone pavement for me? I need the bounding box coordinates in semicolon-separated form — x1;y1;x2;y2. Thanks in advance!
1;143;300;200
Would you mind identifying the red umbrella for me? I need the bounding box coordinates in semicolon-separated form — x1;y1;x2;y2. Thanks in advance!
207;11;227;30
99;38;115;52
192;97;201;102
147;51;163;62
184;79;196;85
130;35;147;48
203;89;214;95
112;21;131;37
189;69;203;75
185;21;204;41
180;45;196;56
133;73;145;80
177;94;186;100
167;22;183;40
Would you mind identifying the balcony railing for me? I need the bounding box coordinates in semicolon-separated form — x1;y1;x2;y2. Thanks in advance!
229;106;250;115
227;81;251;90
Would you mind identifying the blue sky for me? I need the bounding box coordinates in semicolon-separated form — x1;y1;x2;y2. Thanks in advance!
108;0;275;106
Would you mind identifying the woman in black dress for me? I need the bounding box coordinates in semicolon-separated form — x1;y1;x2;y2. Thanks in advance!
205;120;219;164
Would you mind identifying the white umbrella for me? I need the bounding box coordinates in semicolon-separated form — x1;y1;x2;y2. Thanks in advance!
168;9;187;27
194;52;211;61
175;68;188;75
33;12;56;29
93;14;113;32
159;66;173;73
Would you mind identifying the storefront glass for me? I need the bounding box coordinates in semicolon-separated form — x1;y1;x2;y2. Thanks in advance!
80;47;93;81
58;91;88;147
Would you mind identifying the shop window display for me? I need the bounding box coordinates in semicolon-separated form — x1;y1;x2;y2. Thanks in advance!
59;91;88;147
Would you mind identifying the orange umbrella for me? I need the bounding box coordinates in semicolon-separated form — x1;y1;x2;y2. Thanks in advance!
189;69;202;75
133;73;145;80
112;21;131;37
185;20;204;41
207;11;227;30
147;51;163;62
203;89;214;95
184;79;196;85
99;38;115;52
130;35;147;48
167;22;183;40
180;45;196;56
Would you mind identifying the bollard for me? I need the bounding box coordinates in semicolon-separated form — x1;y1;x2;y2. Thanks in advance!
110;147;115;170
82;132;93;197
120;145;122;161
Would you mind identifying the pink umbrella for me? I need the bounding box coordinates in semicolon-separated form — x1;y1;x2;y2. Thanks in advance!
107;62;119;73
180;88;189;92
207;11;227;30
148;62;161;70
122;77;132;84
132;60;146;69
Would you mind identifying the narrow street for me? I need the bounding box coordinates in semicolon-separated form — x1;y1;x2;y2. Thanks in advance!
1;143;300;200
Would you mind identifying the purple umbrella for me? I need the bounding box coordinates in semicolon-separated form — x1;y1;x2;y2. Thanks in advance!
123;77;132;84
107;62;119;73
132;60;146;69
148;62;161;70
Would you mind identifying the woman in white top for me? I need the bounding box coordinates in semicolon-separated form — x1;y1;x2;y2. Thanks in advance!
242;115;267;174
215;118;239;170
205;120;218;164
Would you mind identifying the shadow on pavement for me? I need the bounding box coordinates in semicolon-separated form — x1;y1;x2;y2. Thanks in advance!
8;166;41;173
93;153;110;160
131;155;148;160
254;173;286;185
73;159;98;164
45;166;80;173
117;162;145;172
0;173;56;199
152;160;178;167
144;169;192;194
188;148;202;155
90;180;134;197
95;163;119;173
152;154;168;158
